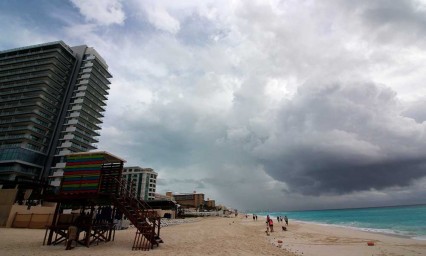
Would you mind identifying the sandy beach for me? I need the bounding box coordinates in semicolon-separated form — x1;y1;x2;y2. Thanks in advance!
1;216;425;256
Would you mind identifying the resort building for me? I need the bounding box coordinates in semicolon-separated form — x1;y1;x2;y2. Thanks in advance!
170;191;205;209
165;191;217;211
205;198;216;209
154;193;172;200
0;41;112;185
122;166;157;201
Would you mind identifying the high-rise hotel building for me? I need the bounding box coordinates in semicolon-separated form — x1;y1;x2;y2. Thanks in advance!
122;166;157;201
0;41;112;184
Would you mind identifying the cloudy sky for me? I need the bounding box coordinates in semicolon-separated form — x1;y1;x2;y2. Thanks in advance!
2;0;426;211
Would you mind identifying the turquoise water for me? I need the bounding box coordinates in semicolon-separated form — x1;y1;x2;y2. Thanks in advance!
253;204;426;240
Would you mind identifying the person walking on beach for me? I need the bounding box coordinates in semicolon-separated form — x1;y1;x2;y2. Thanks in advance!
265;215;271;235
268;218;274;232
253;215;255;221
284;215;288;226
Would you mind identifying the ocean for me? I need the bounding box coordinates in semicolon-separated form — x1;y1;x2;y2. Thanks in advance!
252;204;426;240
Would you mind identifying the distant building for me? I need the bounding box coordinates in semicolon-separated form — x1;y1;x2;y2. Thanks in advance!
122;166;157;201
171;191;205;209
165;191;174;200
154;192;173;200
205;198;215;209
0;41;112;184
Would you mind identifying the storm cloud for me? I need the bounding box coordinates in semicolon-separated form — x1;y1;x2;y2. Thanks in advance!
1;0;426;210
249;81;426;195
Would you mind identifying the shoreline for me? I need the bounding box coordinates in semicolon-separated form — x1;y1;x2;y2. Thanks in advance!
1;216;425;256
250;213;426;241
252;218;426;256
291;220;426;241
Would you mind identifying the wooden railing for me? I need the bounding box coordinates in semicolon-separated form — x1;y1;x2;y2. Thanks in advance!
111;177;161;250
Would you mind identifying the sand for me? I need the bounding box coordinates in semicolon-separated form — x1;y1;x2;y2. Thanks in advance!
0;215;425;256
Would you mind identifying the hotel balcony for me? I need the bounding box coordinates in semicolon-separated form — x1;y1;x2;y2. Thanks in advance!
77;79;89;85
62;134;74;140
65;118;78;125
51;169;64;177
76;85;87;91
75;92;85;98
53;162;66;169
73;98;83;104
57;149;71;156
59;141;72;148
71;105;82;111
69;112;80;118
64;126;76;132
50;179;61;187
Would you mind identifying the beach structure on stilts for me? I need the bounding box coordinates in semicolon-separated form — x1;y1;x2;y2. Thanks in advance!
43;151;162;251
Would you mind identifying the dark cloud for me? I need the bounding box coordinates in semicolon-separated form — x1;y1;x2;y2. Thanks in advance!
160;178;206;189
334;0;426;44
262;152;426;195
249;81;426;195
403;99;426;123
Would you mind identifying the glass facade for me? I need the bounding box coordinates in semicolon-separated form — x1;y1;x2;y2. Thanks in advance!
0;147;44;165
0;42;76;181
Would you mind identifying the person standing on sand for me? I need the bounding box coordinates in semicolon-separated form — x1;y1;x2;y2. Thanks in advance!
266;215;270;230
268;218;274;232
264;215;271;235
284;215;288;226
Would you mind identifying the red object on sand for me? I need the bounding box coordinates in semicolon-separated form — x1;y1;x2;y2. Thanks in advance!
277;240;283;243
367;242;375;246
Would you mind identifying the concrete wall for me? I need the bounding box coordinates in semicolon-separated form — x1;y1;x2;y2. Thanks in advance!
0;189;17;226
5;204;56;228
0;205;13;227
155;209;175;219
0;189;57;228
0;189;17;204
12;212;54;229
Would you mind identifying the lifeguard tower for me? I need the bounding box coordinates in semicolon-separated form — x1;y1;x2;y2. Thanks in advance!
44;151;162;251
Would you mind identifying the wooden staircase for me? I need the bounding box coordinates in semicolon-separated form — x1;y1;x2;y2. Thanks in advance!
112;177;162;251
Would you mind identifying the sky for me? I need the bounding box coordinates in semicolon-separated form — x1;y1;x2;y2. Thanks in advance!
1;0;426;211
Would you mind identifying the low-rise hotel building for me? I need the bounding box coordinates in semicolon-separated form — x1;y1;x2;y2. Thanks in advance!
167;191;205;209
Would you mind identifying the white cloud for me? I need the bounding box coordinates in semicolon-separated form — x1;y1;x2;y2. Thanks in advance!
145;5;181;34
71;0;126;26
